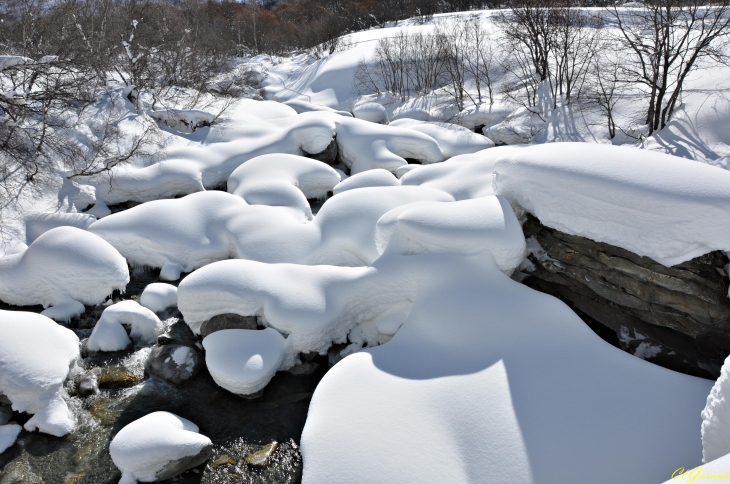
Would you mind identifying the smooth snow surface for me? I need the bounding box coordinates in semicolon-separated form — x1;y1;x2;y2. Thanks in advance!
90;186;452;272
332;169;399;195
300;251;711;484
702;355;730;464
389;119;494;158
87;300;162;352
352;102;389;124
109;411;212;484
202;328;291;395
0;424;22;453
490;143;730;265
25;212;96;244
227;154;341;219
0;310;80;436
0;226;129;310
139;283;178;314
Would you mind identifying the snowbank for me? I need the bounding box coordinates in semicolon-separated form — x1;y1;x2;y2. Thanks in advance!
400;150;497;200
87;300;162;352
202;328;292;395
333;169;399;195
0;226;129;312
702;355;730;464
490;143;730;266
352;102;389;124
0;310;80;437
91;186;452;272
284;99;352;117
389;119;494;158
110;412;213;484
227;154;341;219
139;283;178;314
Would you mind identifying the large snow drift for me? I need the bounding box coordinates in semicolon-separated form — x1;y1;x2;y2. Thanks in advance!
110;411;213;484
90;186;453;273
0;310;80;437
0;226;129;314
490;143;730;266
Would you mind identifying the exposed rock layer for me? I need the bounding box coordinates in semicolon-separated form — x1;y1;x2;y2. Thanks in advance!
521;214;730;378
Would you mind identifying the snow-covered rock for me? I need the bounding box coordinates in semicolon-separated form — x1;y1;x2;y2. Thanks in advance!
400;150;497;200
139;283;178;314
110;412;213;484
702;355;730;463
149;109;216;133
91;186;452;272
145;344;202;385
87;300;162;352
284;99;352;117
227;154;341;219
25;212;96;244
202;328;291;395
0;310;80;437
389;119;494;158
490;143;730;266
0;226;129;313
352;102;389;124
332;169;399;195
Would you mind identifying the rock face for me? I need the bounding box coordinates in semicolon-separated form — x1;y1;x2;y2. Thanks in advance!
199;314;258;339
521;214;730;378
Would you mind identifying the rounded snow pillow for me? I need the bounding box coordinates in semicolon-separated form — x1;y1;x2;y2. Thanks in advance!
352;102;389;124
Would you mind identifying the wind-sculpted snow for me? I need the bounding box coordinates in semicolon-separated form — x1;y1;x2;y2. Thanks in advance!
85;99;452;204
110;412;212;484
87;300;162;352
227;154;341;219
389;118;494;158
0;226;129;317
176;195;524;353
701;355;730;464
0;310;80;437
300;251;711;484
89;186;453;275
332;169;399;195
490;143;730;266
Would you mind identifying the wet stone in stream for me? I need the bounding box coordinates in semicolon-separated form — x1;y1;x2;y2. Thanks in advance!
0;267;329;484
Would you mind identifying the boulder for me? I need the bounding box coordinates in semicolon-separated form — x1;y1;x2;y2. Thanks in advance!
199;314;258;339
145;344;203;385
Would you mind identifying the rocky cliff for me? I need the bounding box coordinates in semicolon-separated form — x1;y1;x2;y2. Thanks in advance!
520;214;730;379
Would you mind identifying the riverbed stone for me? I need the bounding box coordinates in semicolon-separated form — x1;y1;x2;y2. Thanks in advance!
145;344;203;385
199;314;258;338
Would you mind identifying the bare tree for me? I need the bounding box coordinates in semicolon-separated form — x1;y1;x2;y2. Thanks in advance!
608;0;730;134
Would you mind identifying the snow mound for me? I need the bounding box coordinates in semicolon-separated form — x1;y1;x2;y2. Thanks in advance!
139;283;178;314
284;99;352;117
0;424;22;453
375;196;525;273
352;102;389;124
202;328;291;395
0;226;129;311
389;119;494;158
0;310;80;436
110;411;212;484
25;212;96;244
490;143;730;265
300;250;712;484
702;355;730;463
227;154;341;219
87;300;162;352
149;109;216;133
333;169;399;195
91;186;452;272
400;150;497;200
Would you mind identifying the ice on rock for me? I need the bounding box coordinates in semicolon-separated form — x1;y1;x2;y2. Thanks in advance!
139;283;178;314
332;169;399;195
0;424;22;453
0;226;129;314
90;186;452;271
352;102;389;124
702;355;730;463
375;196;526;273
87;300;162;352
25;212;96;244
110;411;213;484
490;143;730;265
389;118;494;158
202;328;291;396
227;154;341;219
0;310;80;437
